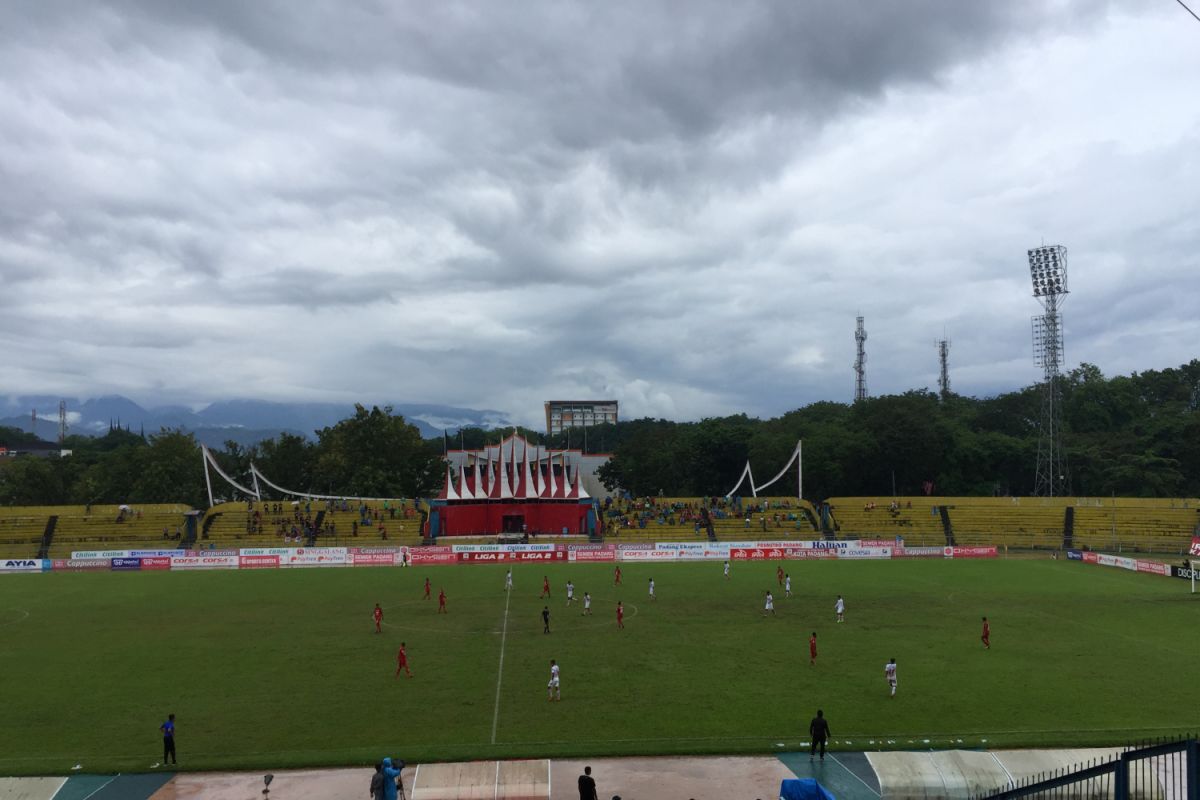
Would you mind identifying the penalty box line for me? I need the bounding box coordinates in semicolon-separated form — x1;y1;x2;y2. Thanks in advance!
490;585;513;745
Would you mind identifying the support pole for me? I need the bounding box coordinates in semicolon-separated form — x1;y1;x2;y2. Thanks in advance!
202;446;215;508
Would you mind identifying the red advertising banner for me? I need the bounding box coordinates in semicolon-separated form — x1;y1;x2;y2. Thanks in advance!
1190;537;1200;557
1083;551;1098;564
351;552;398;566
1134;560;1171;576
943;546;998;559
731;548;770;560
239;555;280;569
141;557;172;570
572;548;616;562
459;550;567;563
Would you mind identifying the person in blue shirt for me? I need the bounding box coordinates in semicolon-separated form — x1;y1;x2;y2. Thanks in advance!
159;713;176;765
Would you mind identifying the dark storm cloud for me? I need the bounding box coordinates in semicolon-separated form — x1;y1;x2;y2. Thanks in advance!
0;0;1195;423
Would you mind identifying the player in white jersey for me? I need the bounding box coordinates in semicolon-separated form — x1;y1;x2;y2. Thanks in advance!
547;659;561;701
884;658;897;697
648;578;656;601
723;560;731;579
763;590;775;616
835;595;845;622
583;592;592;615
566;580;576;606
505;568;513;592
784;574;792;598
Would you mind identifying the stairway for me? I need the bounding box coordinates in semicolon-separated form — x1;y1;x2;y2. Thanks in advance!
37;516;57;559
940;505;954;546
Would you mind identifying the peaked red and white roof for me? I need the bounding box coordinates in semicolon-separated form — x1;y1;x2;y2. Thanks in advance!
438;433;588;501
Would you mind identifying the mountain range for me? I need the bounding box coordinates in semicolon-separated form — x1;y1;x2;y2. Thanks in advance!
0;395;513;448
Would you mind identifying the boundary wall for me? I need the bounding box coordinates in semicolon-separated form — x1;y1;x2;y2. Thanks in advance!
0;540;1000;574
1067;547;1198;581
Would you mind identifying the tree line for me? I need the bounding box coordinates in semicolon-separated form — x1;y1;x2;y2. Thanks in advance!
1;360;1197;507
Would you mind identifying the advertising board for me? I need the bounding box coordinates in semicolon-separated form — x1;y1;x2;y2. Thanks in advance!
943;546;998;559
350;551;398;566
1134;560;1171;576
894;546;942;559
1172;564;1199;580
283;548;348;566
1096;553;1135;570
111;557;142;571
0;558;45;572
408;547;456;565
459;550;567;562
1190;536;1200;557
170;555;239;569
450;543;557;553
617;548;675;562
141;556;171;570
837;547;893;560
239;555;280;569
59;558;112;571
72;550;139;560
1066;550;1083;560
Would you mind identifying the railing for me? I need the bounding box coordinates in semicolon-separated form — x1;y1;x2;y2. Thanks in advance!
974;736;1197;800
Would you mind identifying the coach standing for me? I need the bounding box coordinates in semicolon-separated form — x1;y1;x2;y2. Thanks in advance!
809;709;830;762
578;765;598;800
159;713;177;765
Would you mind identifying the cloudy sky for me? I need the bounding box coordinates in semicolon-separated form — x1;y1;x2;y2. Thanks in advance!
2;1;1198;427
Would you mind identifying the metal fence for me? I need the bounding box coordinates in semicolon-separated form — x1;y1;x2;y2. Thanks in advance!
975;736;1197;800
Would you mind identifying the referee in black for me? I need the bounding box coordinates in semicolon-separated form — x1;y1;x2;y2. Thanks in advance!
542;606;551;634
809;709;829;762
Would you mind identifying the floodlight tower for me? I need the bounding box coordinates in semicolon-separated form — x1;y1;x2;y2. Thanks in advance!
853;316;868;403
936;338;951;401
1029;245;1070;497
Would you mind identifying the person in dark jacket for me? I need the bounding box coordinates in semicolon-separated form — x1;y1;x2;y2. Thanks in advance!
809;709;830;761
578;765;598;800
369;763;385;799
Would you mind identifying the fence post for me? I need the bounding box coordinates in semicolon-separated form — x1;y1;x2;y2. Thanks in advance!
1115;754;1130;800
1186;739;1198;800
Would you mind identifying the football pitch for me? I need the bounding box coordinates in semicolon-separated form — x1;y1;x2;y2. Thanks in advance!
0;558;1196;775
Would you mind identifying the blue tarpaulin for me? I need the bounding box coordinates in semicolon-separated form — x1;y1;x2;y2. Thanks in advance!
780;777;836;800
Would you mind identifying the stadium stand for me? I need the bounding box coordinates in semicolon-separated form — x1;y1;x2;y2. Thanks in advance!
827;496;1200;553
45;505;193;558
824;497;947;546
199;499;424;550
599;496;820;542
1071;498;1199;554
0;508;50;559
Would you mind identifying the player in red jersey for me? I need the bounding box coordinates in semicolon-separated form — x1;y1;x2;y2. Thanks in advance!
438;589;447;613
981;616;991;649
395;642;412;678
540;576;551;598
373;603;383;634
423;577;431;599
809;631;818;666
616;601;624;629
614;566;622;585
777;565;785;587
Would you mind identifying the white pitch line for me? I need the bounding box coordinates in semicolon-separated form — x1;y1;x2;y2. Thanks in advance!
489;584;513;745
827;754;881;798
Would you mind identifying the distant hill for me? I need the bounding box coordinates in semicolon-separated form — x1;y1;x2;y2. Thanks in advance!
0;395;513;446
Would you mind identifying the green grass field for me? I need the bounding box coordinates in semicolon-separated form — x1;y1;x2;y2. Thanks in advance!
0;559;1196;776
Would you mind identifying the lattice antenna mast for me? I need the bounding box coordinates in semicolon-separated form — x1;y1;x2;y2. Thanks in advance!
58;400;68;446
853;316;868;403
1029;245;1070;497
937;338;951;401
